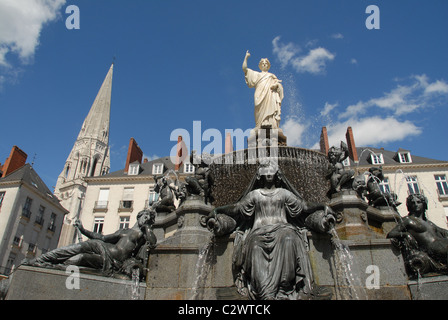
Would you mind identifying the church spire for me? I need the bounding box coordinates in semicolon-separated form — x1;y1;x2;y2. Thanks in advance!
55;64;113;246
77;63;113;143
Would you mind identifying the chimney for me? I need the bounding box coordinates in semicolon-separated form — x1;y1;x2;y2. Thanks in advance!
2;146;28;177
225;132;233;154
175;136;186;171
320;127;329;155
124;138;143;173
345;127;359;162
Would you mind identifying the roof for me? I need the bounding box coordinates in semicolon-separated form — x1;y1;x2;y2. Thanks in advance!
354;146;448;167
0;164;68;211
92;156;180;179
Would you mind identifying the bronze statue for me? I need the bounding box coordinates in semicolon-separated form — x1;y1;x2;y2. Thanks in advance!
23;209;157;279
328;141;355;193
387;194;448;277
366;166;401;210
184;151;213;204
204;161;335;300
153;174;178;213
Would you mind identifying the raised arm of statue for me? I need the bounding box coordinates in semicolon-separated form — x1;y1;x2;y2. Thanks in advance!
242;50;250;74
75;219;121;243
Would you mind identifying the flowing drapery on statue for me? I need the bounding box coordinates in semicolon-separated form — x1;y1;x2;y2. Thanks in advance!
236;188;313;299
243;51;284;129
205;161;336;300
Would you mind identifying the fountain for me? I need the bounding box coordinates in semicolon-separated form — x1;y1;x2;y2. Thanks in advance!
4;50;448;301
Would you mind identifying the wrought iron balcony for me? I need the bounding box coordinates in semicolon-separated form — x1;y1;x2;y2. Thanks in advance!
94;201;109;212
118;200;133;212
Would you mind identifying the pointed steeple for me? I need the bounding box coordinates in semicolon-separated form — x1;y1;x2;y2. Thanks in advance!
56;64;113;187
78;63;113;143
55;64;114;246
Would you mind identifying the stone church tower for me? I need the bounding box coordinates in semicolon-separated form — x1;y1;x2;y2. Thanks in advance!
55;64;113;247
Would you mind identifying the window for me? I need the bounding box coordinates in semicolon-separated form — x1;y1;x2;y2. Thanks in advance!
5;253;16;275
35;205;45;225
22;197;33;218
48;213;57;232
370;154;384;165
42;237;51;254
0;191;5;208
28;230;38;254
398;152;412;163
406;176;420;194
342;157;350;167
148;188;159;206
184;162;195;173
119;216;130;230
379;177;391;194
128;163;140;175
435;175;448;196
93;217;104;234
90;157;99;177
120;187;134;210
64;163;71;179
152;163;164;175
95;188;109;209
13;223;25;247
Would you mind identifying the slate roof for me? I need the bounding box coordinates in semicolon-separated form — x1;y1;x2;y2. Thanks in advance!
0;164;67;211
354;147;448;167
97;156;179;179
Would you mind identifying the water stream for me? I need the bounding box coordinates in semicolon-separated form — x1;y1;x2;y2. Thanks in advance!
191;234;216;300
131;268;140;300
329;228;368;300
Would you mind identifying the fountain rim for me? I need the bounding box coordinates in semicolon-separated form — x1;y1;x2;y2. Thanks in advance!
210;145;328;165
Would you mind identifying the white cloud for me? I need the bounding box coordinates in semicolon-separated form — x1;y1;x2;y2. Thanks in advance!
338;75;448;119
281;116;307;147
143;154;160;162
0;0;66;66
424;80;448;95
291;47;335;74
331;33;344;39
272;36;301;69
312;116;422;149
320;102;338;117
272;36;335;74
350;58;358;65
311;74;448;149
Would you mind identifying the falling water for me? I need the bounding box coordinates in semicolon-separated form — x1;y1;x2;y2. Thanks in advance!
191;234;216;300
330;228;368;300
131;268;140;300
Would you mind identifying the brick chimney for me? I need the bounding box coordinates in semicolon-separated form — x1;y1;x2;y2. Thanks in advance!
175;136;187;171
225;132;233;154
345;127;359;162
124;138;143;173
1;146;28;177
320;127;329;155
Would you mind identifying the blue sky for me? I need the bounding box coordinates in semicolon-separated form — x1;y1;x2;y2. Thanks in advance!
0;0;447;189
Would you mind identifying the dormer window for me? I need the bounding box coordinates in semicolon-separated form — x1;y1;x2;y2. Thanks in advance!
152;163;164;175
398;152;412;163
342;157;350;167
370;153;384;165
184;162;195;173
128;163;140;175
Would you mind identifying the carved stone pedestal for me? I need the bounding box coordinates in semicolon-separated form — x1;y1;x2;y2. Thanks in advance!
330;190;377;240
329;190;401;240
247;127;287;148
145;196;238;300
